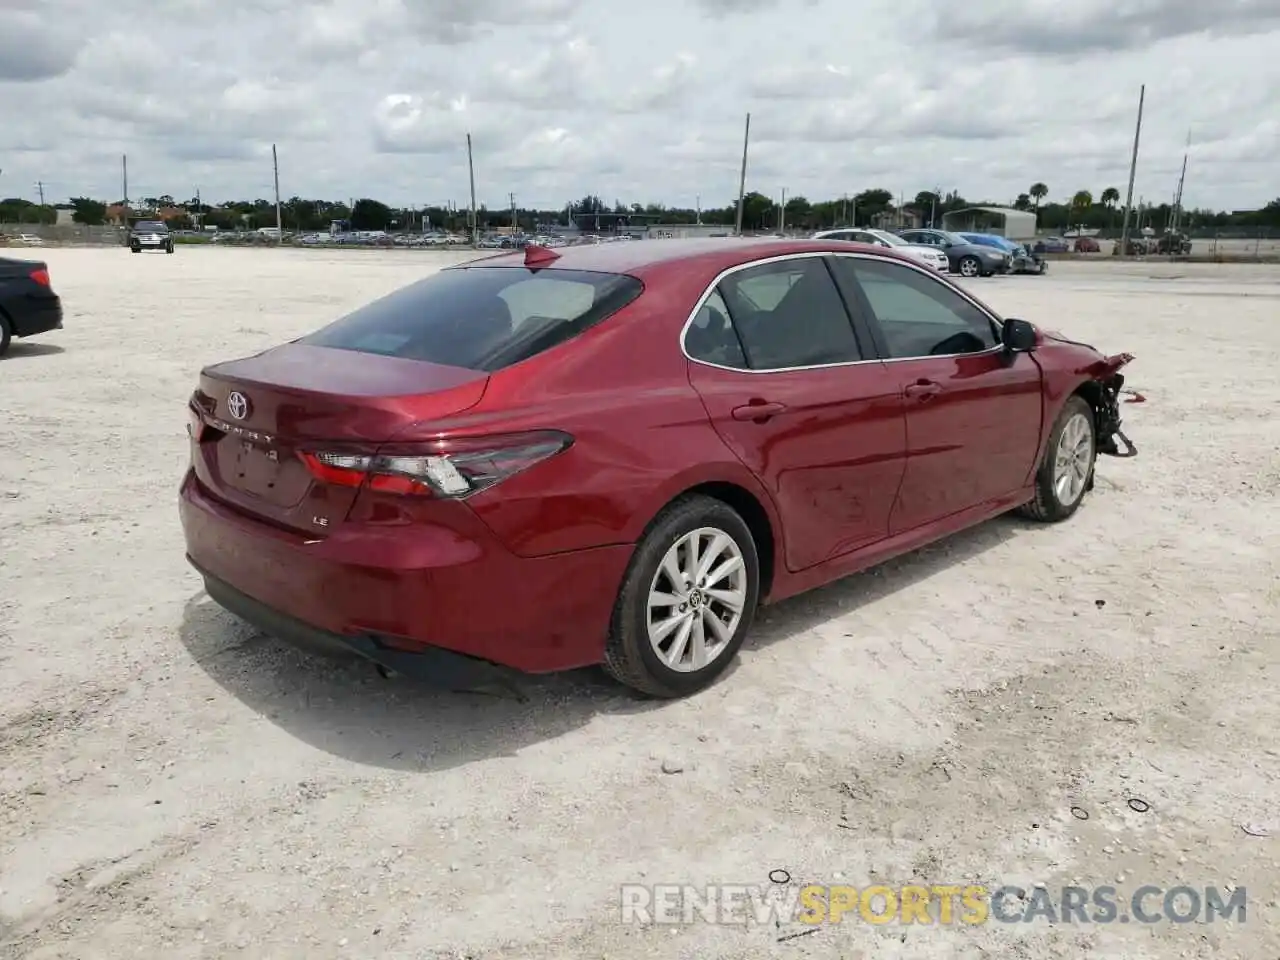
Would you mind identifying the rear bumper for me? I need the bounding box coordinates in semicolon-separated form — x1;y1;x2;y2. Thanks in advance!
8;296;63;337
193;561;519;687
179;469;632;678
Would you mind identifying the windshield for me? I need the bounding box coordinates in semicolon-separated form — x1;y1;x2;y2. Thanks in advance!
134;221;167;231
300;266;643;372
869;230;907;247
937;231;969;245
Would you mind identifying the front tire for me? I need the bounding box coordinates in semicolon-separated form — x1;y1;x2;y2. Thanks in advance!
1018;395;1096;522
958;255;981;277
604;495;760;698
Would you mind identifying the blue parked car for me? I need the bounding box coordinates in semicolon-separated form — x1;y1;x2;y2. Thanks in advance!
957;232;1047;275
958;232;1020;253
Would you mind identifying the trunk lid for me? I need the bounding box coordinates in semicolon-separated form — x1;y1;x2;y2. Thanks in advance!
190;342;488;533
0;257;46;279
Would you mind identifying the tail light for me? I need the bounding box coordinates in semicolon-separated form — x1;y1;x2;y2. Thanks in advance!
187;403;206;442
299;430;572;499
29;268;50;287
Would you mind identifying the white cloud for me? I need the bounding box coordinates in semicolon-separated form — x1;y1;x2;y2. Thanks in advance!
0;0;1277;210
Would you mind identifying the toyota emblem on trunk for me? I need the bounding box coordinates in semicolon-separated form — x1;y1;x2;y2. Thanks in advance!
227;391;249;420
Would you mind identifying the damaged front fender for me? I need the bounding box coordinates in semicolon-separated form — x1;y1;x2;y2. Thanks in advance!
1085;351;1135;381
1087;353;1137;458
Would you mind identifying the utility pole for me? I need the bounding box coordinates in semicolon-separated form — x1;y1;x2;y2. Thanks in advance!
272;143;282;243
1118;84;1145;257
734;112;750;236
193;186;202;232
121;155;130;244
509;192;517;235
779;187;786;234
696;194;701;225
36;181;44;206
466;132;478;247
1171;129;1190;233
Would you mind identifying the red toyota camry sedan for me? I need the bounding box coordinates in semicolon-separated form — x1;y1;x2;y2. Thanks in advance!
180;238;1136;698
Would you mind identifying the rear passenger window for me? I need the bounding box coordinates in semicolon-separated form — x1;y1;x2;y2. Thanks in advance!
716;258;863;370
685;289;747;369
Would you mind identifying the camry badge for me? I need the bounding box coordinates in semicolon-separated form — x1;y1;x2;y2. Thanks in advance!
227;391;249;420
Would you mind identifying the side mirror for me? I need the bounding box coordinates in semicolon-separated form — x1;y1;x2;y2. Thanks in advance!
1002;318;1038;353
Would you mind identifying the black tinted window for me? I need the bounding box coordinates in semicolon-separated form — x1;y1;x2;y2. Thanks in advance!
301;267;642;372
833;257;998;358
685;289;747;368
717;257;862;370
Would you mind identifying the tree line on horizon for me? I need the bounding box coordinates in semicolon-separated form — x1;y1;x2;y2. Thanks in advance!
3;186;1278;234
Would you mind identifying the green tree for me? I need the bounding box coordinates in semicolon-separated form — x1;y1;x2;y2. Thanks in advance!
70;197;108;225
852;188;894;224
913;190;940;225
783;194;812;230
350;198;392;230
738;191;774;231
1100;187;1120;229
1029;182;1048;225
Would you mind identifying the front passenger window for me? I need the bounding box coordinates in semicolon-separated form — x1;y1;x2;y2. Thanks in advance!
833;257;998;358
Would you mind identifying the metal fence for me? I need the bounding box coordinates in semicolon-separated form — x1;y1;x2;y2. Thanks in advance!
4;221;1278;259
0;223;128;244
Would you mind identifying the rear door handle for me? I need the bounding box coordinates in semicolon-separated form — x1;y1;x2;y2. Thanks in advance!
731;400;787;421
904;379;942;400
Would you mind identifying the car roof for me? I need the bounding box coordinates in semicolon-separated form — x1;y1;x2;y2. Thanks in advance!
449;237;916;278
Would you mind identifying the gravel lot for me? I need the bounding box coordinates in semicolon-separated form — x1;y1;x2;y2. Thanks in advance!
2;249;1278;959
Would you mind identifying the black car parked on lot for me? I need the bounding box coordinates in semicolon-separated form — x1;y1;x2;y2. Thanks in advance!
130;220;175;254
895;228;1010;277
0;257;63;356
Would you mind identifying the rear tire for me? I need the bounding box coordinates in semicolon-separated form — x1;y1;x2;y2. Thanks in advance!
0;314;11;357
1017;395;1096;523
604;495;760;698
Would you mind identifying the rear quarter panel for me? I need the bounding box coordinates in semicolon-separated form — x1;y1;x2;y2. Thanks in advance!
462;265;785;558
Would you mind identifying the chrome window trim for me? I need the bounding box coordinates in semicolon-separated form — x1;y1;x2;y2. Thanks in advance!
679;250;1006;375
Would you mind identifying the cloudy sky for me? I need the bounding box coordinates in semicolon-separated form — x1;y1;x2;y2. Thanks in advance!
2;0;1278;212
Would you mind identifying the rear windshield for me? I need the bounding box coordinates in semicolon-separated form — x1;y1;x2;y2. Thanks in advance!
299;266;643;372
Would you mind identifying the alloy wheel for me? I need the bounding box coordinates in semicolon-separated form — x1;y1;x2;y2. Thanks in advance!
646;527;747;673
1053;412;1094;505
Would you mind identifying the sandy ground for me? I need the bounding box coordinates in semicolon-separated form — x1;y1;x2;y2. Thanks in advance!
1;248;1278;960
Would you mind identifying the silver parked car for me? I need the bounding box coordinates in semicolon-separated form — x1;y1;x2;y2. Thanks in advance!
811;228;950;273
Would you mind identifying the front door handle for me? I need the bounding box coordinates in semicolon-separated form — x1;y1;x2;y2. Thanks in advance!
904;379;942;401
731;400;787;421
